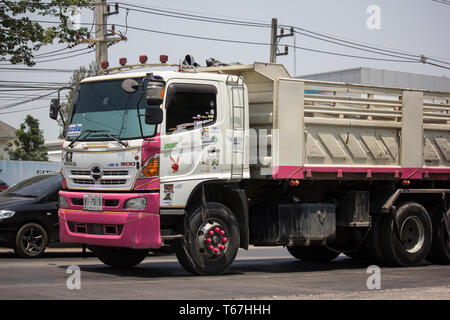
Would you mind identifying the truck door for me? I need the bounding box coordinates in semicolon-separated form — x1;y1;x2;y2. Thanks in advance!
159;81;222;206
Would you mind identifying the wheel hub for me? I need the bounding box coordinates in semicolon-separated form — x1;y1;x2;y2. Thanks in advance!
197;221;228;258
400;216;425;254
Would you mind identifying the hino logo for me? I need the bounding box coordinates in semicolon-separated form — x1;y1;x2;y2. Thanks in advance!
90;166;103;181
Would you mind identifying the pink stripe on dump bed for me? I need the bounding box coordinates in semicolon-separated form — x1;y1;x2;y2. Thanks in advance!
273;166;450;180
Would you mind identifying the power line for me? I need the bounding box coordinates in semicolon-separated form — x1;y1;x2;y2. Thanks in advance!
114;23;422;63
0;105;49;115
0;90;59;110
0;67;74;73
117;2;450;66
34;49;95;64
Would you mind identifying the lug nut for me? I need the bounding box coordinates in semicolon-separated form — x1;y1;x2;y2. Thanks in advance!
208;245;214;250
209;230;214;235
222;237;228;243
213;248;220;254
215;227;220;232
219;245;225;250
206;238;212;243
220;230;225;235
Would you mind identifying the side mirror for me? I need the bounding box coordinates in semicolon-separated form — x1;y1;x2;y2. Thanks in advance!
145;106;163;125
146;81;165;105
49;98;60;120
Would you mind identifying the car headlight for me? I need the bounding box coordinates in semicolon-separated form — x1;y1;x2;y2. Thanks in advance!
59;195;68;207
124;197;147;210
0;210;15;221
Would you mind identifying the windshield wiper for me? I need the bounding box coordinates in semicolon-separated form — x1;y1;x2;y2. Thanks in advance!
67;129;108;148
92;133;129;147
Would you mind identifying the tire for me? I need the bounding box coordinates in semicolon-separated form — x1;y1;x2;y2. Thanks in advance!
13;223;48;258
427;208;450;265
286;245;340;262
381;202;432;267
367;214;390;265
175;202;240;275
93;246;148;269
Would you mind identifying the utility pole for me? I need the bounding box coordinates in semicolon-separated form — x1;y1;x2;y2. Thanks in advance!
77;1;125;73
269;18;294;64
94;0;108;67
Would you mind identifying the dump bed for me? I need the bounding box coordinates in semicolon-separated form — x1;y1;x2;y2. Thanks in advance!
197;62;450;181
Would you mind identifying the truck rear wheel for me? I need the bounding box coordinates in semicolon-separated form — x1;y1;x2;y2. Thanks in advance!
175;202;240;275
286;245;340;262
427;207;450;265
93;246;148;269
381;202;432;267
367;214;390;265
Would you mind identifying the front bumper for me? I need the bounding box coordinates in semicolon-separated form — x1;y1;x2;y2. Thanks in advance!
58;191;161;249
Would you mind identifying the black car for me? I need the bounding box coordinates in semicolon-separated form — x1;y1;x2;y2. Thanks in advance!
0;174;62;258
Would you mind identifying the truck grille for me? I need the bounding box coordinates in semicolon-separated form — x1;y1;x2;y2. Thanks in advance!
72;179;127;185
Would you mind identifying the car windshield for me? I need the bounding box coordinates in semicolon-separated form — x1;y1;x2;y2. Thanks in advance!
4;175;61;198
67;77;156;141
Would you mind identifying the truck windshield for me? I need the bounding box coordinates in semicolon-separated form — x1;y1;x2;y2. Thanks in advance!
67;78;156;141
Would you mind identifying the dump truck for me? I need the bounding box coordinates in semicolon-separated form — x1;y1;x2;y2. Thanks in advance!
50;61;450;275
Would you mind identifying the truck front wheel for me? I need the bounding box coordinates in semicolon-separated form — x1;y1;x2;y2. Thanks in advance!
93;246;148;269
286;245;340;262
175;202;240;275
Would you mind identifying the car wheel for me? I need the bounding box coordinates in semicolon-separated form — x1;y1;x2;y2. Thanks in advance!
14;223;48;258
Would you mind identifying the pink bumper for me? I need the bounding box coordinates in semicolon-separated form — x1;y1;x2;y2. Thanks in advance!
58;191;161;249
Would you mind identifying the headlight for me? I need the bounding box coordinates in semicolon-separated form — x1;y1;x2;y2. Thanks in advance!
124;197;147;210
59;195;68;207
0;210;15;221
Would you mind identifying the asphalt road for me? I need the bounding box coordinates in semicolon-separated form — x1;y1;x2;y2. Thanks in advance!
0;246;449;300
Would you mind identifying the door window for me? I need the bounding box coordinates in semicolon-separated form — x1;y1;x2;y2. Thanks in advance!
165;83;217;134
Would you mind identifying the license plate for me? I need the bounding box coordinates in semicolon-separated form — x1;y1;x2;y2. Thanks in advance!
83;194;102;211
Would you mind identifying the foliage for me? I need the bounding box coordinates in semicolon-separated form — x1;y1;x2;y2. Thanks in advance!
5;115;48;161
0;0;93;66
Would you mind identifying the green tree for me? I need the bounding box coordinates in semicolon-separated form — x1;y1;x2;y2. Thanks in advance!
58;61;97;137
1;0;92;66
5;115;48;161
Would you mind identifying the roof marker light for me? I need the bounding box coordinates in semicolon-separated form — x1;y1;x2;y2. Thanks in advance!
119;57;127;66
160;55;168;63
139;55;148;64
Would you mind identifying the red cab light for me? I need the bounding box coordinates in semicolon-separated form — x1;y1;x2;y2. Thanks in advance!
101;61;109;69
139;55;148;64
119;57;127;66
160;55;168;63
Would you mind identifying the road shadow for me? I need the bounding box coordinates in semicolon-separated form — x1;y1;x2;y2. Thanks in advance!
59;255;392;280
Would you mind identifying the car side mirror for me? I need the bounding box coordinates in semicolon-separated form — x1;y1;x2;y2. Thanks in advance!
145;106;163;125
49;98;60;120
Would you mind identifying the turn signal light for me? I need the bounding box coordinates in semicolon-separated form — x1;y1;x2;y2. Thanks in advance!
142;157;159;177
289;179;300;187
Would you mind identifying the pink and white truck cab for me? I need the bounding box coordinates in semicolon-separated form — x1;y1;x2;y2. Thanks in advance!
50;62;450;275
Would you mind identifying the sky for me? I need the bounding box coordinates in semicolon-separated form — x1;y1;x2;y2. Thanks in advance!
0;0;449;141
